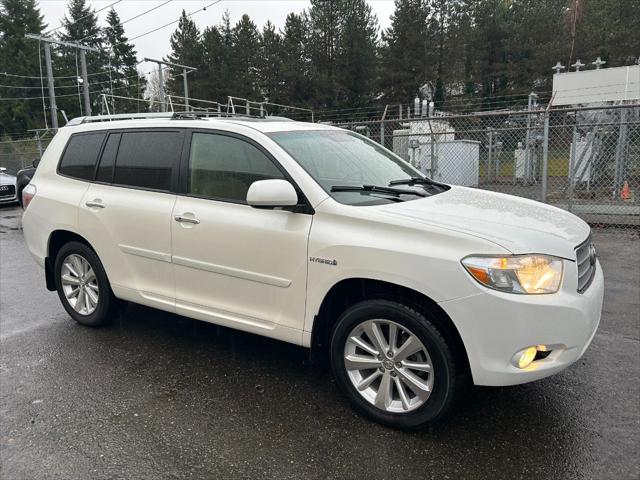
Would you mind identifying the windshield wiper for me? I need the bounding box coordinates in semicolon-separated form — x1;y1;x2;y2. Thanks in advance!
389;176;446;188
330;184;427;197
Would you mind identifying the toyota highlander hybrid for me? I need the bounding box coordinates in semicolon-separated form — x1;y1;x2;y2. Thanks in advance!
21;113;603;429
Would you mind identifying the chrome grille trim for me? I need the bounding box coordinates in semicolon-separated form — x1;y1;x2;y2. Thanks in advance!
575;235;596;293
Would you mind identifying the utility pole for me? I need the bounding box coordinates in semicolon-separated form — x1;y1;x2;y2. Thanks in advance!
25;34;100;127
43;42;57;130
157;63;165;112
144;58;197;112
79;50;90;115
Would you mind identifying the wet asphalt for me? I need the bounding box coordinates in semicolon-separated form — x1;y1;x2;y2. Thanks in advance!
0;205;638;480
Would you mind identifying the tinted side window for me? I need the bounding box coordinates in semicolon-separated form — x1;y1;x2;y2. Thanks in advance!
59;133;105;180
113;131;182;191
189;133;284;202
96;133;120;183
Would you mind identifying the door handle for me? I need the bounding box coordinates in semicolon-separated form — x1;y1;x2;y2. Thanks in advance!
174;214;200;225
85;200;105;208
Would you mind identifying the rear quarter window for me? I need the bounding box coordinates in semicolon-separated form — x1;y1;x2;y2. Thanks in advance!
58;133;106;180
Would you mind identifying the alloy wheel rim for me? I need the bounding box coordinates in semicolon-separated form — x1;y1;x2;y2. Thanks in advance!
60;254;99;316
343;319;434;413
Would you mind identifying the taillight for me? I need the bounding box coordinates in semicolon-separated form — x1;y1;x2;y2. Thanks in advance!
22;183;36;209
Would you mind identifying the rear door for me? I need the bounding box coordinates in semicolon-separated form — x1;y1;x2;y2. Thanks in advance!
79;129;184;311
171;130;312;341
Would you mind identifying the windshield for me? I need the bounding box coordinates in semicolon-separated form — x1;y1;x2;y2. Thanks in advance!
268;130;442;206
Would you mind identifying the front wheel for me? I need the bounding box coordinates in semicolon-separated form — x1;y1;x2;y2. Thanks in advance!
330;299;462;429
54;241;118;327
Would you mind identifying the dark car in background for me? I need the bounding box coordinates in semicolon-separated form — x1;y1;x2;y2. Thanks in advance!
16;161;38;207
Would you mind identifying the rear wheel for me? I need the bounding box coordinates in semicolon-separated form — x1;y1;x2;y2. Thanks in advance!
330;299;461;429
54;241;117;327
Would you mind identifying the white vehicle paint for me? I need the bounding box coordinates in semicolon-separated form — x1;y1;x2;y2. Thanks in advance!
22;114;603;428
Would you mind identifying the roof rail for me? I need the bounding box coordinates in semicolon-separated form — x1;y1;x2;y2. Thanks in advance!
66;112;174;125
66;110;270;126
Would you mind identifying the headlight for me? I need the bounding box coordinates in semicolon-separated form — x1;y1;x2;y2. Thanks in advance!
461;255;563;294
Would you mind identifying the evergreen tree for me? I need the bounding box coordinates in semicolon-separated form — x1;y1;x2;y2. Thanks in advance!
257;21;283;103
306;0;343;107
201;25;226;102
232;14;260;100
0;0;46;133
58;0;107;119
165;10;204;106
104;8;145;113
280;12;310;108
200;11;236;106
379;0;429;104
336;0;378;107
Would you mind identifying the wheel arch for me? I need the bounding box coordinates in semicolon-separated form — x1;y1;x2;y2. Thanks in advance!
45;229;98;291
309;278;470;375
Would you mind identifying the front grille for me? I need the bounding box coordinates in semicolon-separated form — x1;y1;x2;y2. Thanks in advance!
575;236;596;293
0;184;15;198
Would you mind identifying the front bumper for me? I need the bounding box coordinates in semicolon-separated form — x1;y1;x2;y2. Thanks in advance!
0;194;17;204
439;259;604;386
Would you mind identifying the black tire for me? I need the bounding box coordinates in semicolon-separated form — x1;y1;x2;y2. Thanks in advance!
330;299;462;430
54;241;118;327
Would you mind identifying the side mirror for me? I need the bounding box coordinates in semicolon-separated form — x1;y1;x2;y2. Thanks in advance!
32;159;40;168
246;179;298;208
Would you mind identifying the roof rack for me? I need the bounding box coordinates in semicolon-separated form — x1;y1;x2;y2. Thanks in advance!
66;110;277;126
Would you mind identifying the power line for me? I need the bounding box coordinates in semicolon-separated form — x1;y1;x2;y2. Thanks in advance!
0;92;88;101
128;0;224;43
44;0;122;36
1;71;104;80
79;0;174;43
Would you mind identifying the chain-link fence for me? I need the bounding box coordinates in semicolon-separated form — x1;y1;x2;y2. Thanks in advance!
0;131;52;175
333;104;640;228
2;104;638;228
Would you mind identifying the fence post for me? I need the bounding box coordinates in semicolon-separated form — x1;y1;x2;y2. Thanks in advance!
35;131;43;159
487;130;494;182
541;112;550;203
380;104;388;147
568;123;578;212
613;105;628;198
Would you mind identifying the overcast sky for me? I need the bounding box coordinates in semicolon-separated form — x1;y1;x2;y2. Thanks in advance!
38;0;396;75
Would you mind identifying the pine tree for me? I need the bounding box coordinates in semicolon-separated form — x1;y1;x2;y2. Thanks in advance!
165;10;204;106
232;14;260;100
58;0;107;119
201;25;226;102
104;8;145;113
306;0;343;107
280;12;310;108
257;21;283;103
379;0;429;104
0;0;46;133
336;0;378;107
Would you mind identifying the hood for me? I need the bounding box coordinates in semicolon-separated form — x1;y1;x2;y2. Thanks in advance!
0;172;16;184
377;186;589;259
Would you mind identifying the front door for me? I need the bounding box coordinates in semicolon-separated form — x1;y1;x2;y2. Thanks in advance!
171;131;312;342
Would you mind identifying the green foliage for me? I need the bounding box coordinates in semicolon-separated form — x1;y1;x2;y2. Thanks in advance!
2;0;639;131
0;0;46;134
165;10;204;105
104;8;145;113
57;0;107;118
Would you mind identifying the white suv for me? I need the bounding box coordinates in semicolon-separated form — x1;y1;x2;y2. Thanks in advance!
22;113;603;429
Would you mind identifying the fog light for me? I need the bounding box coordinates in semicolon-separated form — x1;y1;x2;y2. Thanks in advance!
517;347;538;369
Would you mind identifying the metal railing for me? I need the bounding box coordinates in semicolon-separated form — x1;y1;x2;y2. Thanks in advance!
2;103;638;228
